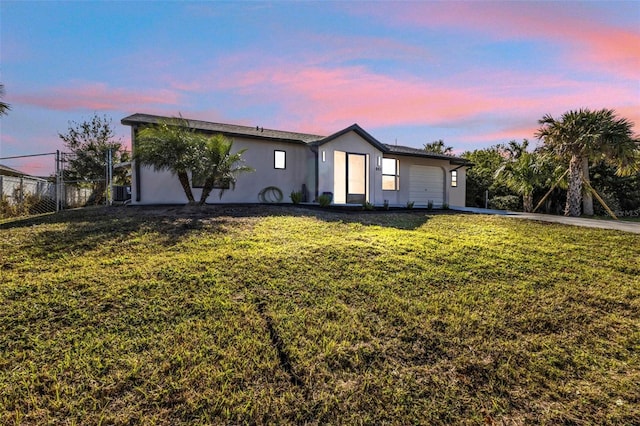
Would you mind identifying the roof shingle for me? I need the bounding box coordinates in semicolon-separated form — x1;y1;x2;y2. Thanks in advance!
121;113;471;164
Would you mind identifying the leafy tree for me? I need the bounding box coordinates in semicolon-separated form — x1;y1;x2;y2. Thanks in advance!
590;162;640;214
192;134;254;205
134;117;201;204
424;139;453;154
462;147;506;208
0;84;10;116
134;118;253;206
58;114;128;204
536;108;639;217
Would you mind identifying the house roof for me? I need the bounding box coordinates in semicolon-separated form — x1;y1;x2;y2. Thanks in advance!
312;123;389;152
121;113;325;144
0;163;27;177
121;113;471;165
384;144;471;165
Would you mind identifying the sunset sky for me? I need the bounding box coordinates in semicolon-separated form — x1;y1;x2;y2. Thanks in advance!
1;0;638;175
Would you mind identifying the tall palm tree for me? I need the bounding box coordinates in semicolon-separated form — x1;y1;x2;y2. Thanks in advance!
536;109;639;217
134;117;200;204
193;134;254;205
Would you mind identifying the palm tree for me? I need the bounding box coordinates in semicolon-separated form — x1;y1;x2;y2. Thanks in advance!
134;117;200;204
0;84;10;116
424;139;453;155
536;109;639;217
193;134;254;205
494;140;547;212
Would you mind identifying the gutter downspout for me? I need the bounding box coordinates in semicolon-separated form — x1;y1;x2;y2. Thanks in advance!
132;126;141;203
310;145;319;202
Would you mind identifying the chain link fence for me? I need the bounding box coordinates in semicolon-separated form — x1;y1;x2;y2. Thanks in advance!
0;150;130;220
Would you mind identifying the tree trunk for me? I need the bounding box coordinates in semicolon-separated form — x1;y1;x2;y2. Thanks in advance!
177;171;196;204
581;156;594;216
523;193;533;213
565;155;583;217
198;177;216;206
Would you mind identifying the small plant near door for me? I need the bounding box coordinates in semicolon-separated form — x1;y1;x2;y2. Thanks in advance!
290;191;303;205
427;200;434;210
406;201;414;209
362;201;375;211
442;202;449;210
317;193;332;207
383;200;389;210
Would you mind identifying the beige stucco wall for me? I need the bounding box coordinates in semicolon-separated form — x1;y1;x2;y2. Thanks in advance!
378;155;467;207
448;166;467;207
317;131;384;204
132;137;314;204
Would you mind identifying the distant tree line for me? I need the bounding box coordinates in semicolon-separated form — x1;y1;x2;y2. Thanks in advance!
458;109;639;216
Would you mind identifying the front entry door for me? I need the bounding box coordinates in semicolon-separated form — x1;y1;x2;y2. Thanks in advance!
346;153;366;204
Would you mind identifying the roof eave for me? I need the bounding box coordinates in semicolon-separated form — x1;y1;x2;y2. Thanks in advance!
121;113;322;145
314;123;388;152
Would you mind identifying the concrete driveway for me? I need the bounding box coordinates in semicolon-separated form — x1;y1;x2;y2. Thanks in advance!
452;207;640;234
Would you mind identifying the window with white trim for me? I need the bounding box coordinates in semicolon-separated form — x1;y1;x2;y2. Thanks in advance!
451;170;458;187
382;158;399;190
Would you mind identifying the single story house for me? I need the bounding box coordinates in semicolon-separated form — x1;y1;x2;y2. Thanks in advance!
121;113;471;207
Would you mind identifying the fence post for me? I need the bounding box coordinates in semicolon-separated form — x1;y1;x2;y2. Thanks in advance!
55;150;61;212
108;149;113;206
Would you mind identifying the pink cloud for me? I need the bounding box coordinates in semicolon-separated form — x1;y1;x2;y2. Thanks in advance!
214;65;504;133
464;123;541;146
212;62;638;139
13;83;182;112
0;133;20;149
350;2;640;80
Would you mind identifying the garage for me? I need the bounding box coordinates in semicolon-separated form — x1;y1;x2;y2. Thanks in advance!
408;165;445;207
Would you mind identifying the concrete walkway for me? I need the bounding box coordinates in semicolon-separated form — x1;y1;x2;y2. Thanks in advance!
451;207;640;234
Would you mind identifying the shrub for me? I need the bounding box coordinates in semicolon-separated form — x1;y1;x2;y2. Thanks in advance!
317;193;332;207
406;201;414;209
427;200;434;210
290;191;303;205
489;195;521;211
362;201;375;211
441;202;449;210
593;190;621;217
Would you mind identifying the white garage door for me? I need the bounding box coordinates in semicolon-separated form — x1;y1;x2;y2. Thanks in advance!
409;165;444;207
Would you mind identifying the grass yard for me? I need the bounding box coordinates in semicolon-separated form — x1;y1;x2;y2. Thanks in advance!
1;206;638;425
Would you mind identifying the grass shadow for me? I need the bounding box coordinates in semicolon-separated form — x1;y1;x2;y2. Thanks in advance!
0;204;441;261
196;203;437;230
0;206;233;260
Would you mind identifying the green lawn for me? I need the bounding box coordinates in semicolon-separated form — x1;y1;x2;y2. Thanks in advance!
1;206;638;425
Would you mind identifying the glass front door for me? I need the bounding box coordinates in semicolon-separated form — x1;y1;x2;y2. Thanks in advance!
346;153;366;204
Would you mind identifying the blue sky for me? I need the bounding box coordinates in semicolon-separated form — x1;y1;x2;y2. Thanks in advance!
1;0;638;175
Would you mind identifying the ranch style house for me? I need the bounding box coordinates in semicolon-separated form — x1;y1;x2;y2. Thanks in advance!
121;113;470;207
